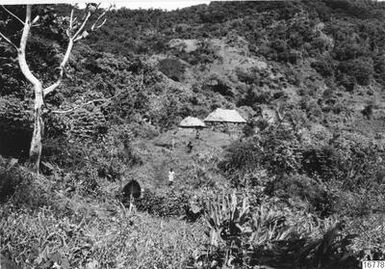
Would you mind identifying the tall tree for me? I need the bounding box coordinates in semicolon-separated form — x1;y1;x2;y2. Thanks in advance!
0;4;107;172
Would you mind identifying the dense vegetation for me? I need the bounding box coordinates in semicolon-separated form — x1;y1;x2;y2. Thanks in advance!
2;0;385;268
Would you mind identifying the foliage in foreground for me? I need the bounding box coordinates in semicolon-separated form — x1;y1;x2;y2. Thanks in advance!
0;177;206;269
0;150;384;269
190;193;360;269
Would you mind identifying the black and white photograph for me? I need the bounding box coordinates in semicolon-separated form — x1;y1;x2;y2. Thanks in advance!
1;0;385;268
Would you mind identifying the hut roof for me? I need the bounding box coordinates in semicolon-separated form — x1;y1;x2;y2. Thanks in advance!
204;108;246;123
179;116;206;128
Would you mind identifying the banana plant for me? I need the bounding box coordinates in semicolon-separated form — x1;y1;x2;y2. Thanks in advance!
249;204;293;246
201;192;252;268
205;192;251;247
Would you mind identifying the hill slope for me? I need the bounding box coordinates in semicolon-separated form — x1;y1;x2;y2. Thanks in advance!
1;1;385;268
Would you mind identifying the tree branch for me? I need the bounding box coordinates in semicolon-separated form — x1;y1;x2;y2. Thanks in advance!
18;5;41;89
43;78;62;96
0;31;18;50
1;5;25;25
44;7;107;96
43;38;73;96
91;10;107;31
69;8;74;30
28;4;109;98
74;31;88;42
31;15;40;25
73;11;91;40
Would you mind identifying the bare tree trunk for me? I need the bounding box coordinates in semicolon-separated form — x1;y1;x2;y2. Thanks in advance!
1;4;107;173
16;5;44;172
30;85;44;172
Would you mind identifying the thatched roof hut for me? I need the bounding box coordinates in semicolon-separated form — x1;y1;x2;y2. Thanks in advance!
179;116;206;128
204;108;246;123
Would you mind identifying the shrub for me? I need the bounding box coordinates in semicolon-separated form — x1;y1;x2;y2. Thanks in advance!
337;72;355;91
334;189;385;218
238;88;273;108
0;158;24;203
220;126;303;187
301;144;344;182
158;58;186;82
287;49;302;64
242;119;258;137
136;189;190;218
362;103;374;120
203;77;234;97
185;40;219;65
352;58;374;86
219;139;262;176
311;57;334;77
236;68;260;85
337;58;374;89
301;133;385;191
267;174;335;217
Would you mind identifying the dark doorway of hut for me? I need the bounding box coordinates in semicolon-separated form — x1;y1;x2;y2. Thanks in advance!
121;179;141;214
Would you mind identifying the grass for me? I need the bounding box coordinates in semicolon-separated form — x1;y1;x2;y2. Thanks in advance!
0;194;206;269
0;153;209;269
129;127;231;193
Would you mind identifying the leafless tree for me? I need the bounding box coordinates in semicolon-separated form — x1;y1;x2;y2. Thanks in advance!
0;4;107;173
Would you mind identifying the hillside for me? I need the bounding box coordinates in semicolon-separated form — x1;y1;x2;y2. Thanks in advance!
1;1;385;268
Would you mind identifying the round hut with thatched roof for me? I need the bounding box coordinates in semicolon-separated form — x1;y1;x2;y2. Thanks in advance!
179;116;206;129
204;108;246;133
179;116;206;138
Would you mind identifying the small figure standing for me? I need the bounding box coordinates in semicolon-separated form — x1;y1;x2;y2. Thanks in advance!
187;141;193;153
225;125;231;137
196;129;200;140
168;168;175;186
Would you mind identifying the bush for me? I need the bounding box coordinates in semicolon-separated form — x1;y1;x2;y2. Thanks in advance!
220;126;302;183
242;119;258;137
362;103;374;120
219;139;263;182
0;158;24;203
158;58;186;82
301;133;385;191
301;144;344;182
136;189;190;217
238;88;273;108
268;174;335;217
236;68;260;85
311;57;334;77
337;58;374;89
184;40;219;65
352;58;374;86
203;77;234;97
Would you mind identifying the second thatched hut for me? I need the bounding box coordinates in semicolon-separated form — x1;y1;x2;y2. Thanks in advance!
204;108;246;133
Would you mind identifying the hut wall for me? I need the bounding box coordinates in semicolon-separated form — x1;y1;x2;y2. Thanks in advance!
205;122;245;134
